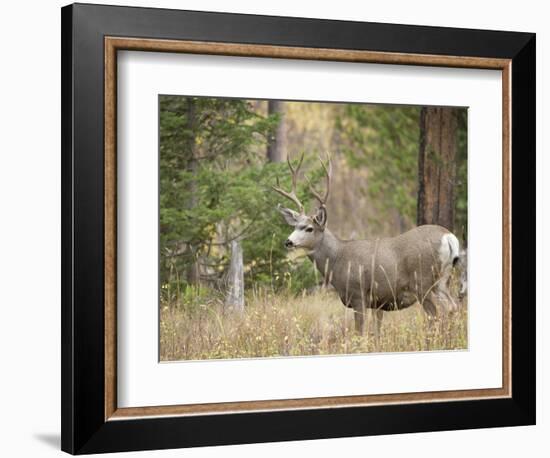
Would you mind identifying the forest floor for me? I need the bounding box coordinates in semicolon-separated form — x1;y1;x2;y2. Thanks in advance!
160;288;468;361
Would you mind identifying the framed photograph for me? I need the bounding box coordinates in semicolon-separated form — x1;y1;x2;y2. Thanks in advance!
61;3;536;454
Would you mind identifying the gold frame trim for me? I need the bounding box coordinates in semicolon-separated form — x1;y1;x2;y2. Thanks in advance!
104;37;512;421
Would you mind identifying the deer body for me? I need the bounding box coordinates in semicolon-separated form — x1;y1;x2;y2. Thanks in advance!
307;225;459;333
273;154;460;334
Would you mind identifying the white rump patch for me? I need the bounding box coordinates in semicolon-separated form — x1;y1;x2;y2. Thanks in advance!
439;233;460;267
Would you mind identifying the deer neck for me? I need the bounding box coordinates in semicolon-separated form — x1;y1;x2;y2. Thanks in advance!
308;228;342;279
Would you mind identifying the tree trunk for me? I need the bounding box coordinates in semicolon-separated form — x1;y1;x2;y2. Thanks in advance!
225;240;244;312
417;107;458;232
185;98;201;285
267;100;286;162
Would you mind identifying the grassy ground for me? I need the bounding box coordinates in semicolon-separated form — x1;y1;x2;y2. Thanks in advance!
160;287;468;361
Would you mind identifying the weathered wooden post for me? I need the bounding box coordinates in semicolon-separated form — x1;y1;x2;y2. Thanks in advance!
225;240;244;312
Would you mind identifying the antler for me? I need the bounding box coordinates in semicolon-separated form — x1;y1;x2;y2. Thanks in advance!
306;153;332;207
272;153;305;213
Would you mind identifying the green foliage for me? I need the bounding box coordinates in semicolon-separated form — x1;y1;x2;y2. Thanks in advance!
159;96;320;294
338;105;467;241
337;105;421;225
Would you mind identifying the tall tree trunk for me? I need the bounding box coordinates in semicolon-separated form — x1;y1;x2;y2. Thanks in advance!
185;98;201;285
267;100;286;162
225;240;244;312
417;107;458;232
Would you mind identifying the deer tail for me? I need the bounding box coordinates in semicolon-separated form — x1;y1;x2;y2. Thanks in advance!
441;233;460;268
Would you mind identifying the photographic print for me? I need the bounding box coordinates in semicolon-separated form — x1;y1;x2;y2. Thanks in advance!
159;95;468;361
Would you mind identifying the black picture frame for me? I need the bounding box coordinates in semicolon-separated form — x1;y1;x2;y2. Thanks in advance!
61;3;535;454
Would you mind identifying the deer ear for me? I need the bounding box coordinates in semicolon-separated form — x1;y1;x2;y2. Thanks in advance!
313;206;327;229
277;205;300;226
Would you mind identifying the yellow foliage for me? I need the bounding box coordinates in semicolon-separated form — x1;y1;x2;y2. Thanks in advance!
160;288;467;361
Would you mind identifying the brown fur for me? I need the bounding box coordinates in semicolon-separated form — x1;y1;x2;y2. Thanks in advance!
306;223;459;334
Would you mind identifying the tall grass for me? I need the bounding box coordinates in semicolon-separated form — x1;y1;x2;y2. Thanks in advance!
160;287;467;361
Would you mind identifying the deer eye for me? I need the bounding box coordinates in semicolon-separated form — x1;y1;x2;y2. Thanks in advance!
305;227;314;233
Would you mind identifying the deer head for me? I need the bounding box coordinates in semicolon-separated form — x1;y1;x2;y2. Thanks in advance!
273;153;331;251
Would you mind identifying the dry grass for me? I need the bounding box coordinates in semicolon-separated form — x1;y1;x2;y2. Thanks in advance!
160;288;468;361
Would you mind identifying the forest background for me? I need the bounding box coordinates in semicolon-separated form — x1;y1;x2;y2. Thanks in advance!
159;96;468;360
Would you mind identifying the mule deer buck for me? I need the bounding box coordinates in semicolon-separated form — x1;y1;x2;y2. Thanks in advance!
273;154;461;335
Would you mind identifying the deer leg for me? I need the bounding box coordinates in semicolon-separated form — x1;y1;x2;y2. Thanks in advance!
421;296;438;348
374;308;384;340
437;266;459;313
421;297;437;319
429;290;456;317
353;308;365;335
440;289;459;312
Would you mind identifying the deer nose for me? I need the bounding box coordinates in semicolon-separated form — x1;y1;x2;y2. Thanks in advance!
285;239;294;248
